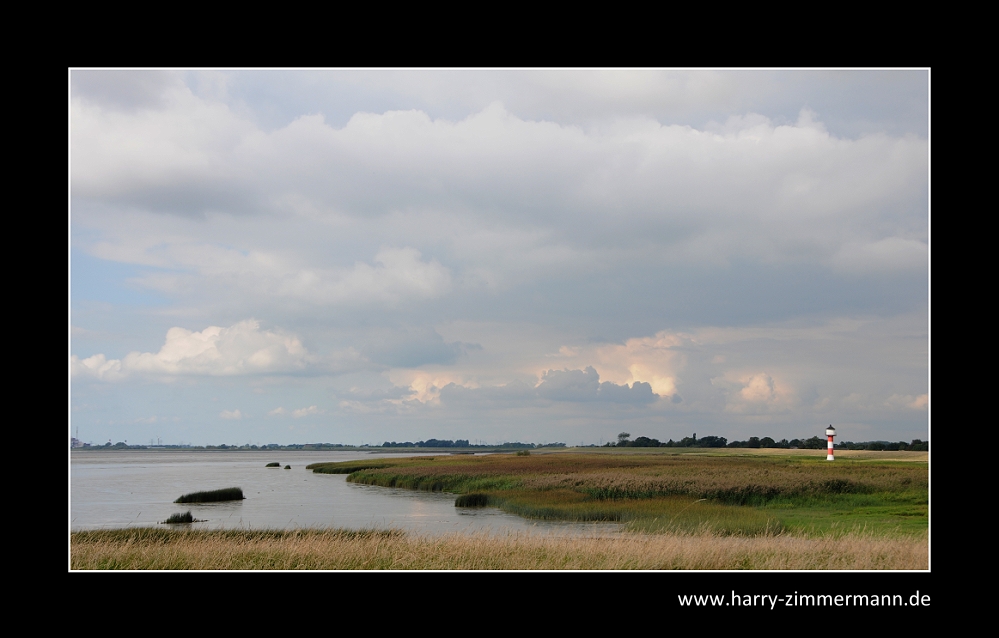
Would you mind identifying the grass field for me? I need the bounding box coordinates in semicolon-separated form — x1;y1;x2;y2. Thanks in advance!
70;527;927;570
71;448;928;570
308;448;928;537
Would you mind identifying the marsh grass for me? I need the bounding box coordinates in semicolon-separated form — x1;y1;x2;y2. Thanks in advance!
175;487;245;503
266;462;280;467
475;490;784;535
309;452;927;536
70;527;928;570
306;461;396;474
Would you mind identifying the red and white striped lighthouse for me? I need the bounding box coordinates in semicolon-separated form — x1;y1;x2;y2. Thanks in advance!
826;425;836;461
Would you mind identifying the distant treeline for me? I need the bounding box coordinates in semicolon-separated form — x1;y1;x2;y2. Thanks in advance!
76;440;569;451
381;439;567;449
77;442;362;451
73;437;927;452
608;434;928;451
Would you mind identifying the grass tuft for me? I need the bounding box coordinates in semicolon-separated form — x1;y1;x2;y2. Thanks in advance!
175;487;245;503
307;461;396;474
162;511;195;524
266;462;280;467
455;493;490;507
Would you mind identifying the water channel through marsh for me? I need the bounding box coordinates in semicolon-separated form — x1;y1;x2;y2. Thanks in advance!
71;450;623;537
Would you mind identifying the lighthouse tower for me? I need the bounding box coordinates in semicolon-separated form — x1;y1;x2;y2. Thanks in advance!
826;425;836;461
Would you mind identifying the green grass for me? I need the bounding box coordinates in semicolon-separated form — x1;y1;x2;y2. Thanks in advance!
306;461;397;474
308;451;927;537
175;487;245;503
759;492;929;535
266;462;280;467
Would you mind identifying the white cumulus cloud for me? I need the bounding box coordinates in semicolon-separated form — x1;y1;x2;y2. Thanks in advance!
72;319;311;379
292;405;324;418
713;371;795;413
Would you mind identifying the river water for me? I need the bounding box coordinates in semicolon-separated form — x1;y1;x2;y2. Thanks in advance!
70;450;623;536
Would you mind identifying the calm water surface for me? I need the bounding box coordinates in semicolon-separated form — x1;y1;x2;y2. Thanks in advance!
70;450;623;537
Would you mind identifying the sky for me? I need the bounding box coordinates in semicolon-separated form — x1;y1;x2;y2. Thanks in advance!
70;69;929;447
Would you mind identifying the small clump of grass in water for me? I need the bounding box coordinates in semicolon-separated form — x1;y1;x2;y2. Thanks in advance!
284;465;291;469
455;493;490;507
162;511;195;524
175;487;245;503
266;462;280;467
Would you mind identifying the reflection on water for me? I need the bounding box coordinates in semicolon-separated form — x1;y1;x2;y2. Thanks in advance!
70;450;623;537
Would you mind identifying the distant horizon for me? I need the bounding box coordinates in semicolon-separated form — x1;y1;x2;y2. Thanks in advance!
71;433;928;450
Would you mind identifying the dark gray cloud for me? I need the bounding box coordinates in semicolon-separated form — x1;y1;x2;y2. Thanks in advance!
537;367;657;404
360;326;480;368
435;368;658;408
72;70;181;111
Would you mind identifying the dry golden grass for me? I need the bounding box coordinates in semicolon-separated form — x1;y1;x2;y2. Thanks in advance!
70;528;928;570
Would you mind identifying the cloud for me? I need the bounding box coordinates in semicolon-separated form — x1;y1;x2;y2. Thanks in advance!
74;93;926;270
71;76;260;217
577;331;689;396
362;326;476;367
101;243;452;308
369;366;657;409
292;405;323;418
72;319;311;379
72;70;185;112
740;373;779;402
714;371;795;413
536;367;657;404
219;409;242;419
69;73;928;444
246;246;451;306
831;237;928;273
71;353;124;381
885;393;928;410
336;386;415;413
387;370;479;404
547;332;684;399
